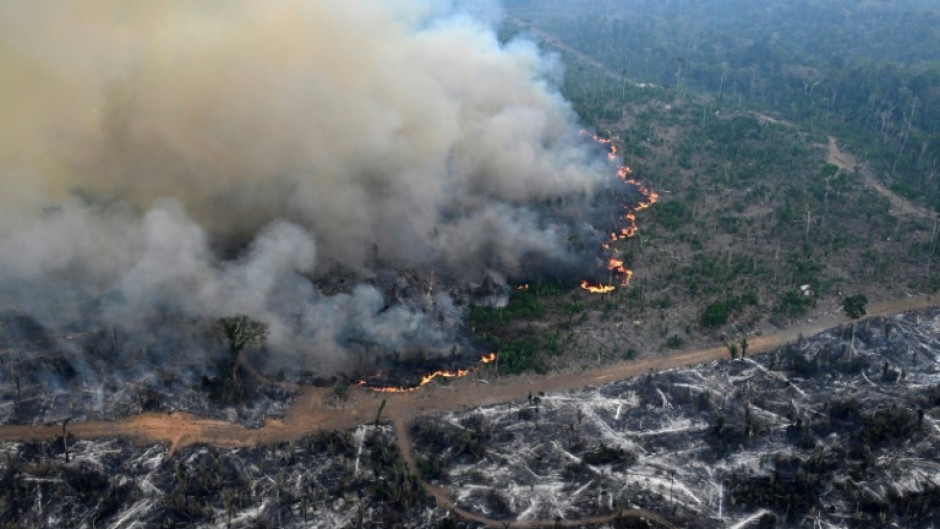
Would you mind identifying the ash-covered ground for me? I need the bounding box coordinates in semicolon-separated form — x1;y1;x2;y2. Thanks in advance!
411;309;940;528
0;313;295;428
0;425;450;529
3;309;940;529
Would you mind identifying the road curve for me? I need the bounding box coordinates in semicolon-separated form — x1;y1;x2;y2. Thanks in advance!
827;136;936;220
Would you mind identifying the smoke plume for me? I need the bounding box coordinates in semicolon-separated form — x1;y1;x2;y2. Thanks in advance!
0;1;615;380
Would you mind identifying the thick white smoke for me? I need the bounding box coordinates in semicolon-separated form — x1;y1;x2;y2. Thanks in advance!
0;0;614;378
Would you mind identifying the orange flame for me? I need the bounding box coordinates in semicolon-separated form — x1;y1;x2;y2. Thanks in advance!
359;353;498;393
579;129;621;163
617;166;634;179
361;368;469;393
580;281;616;294
578;131;656;295
419;369;469;386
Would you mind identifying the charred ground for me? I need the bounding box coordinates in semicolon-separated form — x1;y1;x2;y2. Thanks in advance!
3;308;939;528
410;309;940;528
0;426;436;529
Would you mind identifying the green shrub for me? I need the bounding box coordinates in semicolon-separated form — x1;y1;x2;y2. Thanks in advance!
775;290;814;316
701;301;732;327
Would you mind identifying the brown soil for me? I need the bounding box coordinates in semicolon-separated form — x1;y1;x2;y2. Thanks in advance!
753;112;797;128
827;136;936;220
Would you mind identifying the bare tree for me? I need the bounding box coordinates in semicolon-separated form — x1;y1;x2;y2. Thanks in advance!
216;315;268;392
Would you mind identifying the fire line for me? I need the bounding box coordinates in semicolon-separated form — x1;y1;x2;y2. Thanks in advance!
359;352;497;392
578;131;658;294
362;133;656;392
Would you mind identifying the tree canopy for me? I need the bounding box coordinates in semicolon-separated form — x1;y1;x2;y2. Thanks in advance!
843;294;868;320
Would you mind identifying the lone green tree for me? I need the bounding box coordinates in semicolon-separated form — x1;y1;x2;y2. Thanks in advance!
216;315;268;400
726;341;739;360
843;294;868;319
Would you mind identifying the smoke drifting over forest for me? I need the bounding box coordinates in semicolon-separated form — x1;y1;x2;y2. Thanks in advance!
0;1;617;378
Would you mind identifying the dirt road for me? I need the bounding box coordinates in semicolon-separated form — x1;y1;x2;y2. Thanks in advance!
506;16;656;90
2;294;935;449
1;293;934;528
827;136;936;220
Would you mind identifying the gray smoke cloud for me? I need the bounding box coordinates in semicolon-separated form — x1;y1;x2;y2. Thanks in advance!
0;0;615;380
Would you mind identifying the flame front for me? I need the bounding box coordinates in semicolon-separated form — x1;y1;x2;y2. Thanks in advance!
359;353;497;393
362;134;654;392
361;368;468;393
579;131;656;294
581;129;620;163
580;281;617;294
420;369;469;386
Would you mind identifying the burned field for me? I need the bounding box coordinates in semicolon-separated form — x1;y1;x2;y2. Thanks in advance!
0;313;295;428
410;309;940;528
0;425;440;529
2;309;940;528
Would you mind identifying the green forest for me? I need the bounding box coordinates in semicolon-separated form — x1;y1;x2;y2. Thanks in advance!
506;0;940;209
468;0;940;373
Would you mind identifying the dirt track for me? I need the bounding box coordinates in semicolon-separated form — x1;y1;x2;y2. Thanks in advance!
505;16;656;90
1;294;935;527
7;293;933;450
827;136;936;220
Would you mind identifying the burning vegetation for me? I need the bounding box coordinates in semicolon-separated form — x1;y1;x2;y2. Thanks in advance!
0;0;658;410
358;353;498;393
578;131;659;295
355;131;658;391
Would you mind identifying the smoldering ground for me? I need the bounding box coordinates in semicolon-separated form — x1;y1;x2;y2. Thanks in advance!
0;0;623;398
